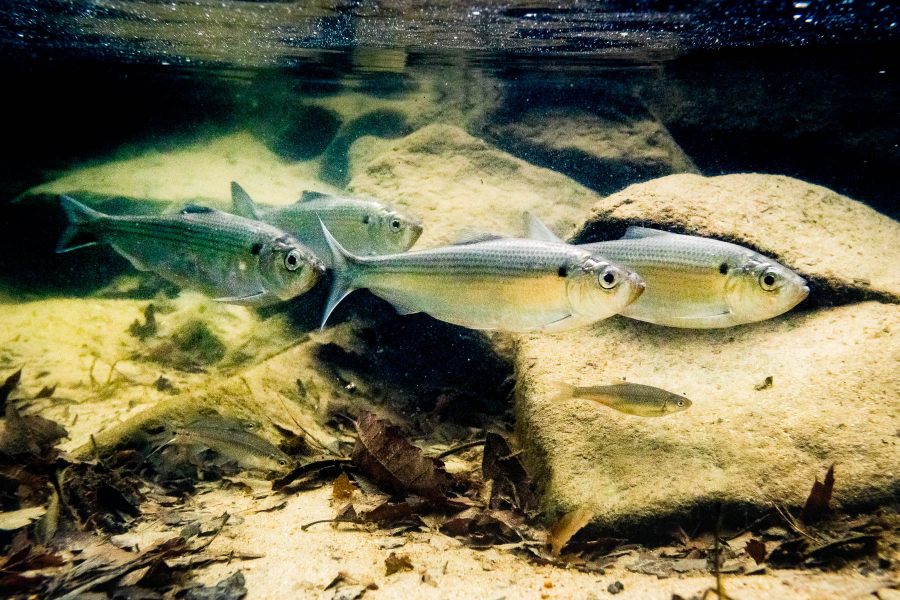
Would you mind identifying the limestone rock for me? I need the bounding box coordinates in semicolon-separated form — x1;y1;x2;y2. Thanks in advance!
347;123;604;249
488;108;699;195
571;173;900;303
515;301;900;532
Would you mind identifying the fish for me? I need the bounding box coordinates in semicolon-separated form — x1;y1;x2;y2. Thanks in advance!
163;424;293;473
549;381;692;417
230;182;423;267
56;195;326;306
320;221;645;332
524;213;809;328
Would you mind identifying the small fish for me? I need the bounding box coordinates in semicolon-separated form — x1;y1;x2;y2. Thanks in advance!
549;381;692;417
320;221;645;332
164;425;293;473
57;195;325;306
231;182;423;267
524;213;809;328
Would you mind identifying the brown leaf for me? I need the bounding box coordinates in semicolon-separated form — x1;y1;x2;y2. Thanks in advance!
0;368;22;413
481;433;536;513
351;412;449;500
360;501;418;525
547;509;594;556
332;472;356;502
0;403;39;454
334;503;359;525
22;414;68;451
384;552;413;576
35;385;56;399
800;464;835;523
745;538;767;565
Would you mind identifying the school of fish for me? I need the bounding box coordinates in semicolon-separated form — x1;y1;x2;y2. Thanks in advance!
55;178;814;441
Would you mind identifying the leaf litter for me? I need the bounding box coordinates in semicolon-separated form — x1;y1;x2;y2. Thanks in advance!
2;363;899;600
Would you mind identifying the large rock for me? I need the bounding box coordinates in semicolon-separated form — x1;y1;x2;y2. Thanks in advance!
488;108;699;195
346;123;604;249
570;173;900;304
514;173;900;532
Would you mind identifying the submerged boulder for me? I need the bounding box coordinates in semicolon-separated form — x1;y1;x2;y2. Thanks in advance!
488;108;699;195
346;123;604;249
514;173;900;532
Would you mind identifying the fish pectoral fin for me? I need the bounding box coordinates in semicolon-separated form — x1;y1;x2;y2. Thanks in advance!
540;314;575;333
621;226;676;239
213;291;268;304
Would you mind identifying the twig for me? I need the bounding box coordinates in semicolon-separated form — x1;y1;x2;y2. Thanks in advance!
774;503;816;541
434;439;486;459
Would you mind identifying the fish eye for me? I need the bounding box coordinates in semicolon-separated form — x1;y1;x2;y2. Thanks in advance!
390;218;402;232
598;267;619;289
759;269;780;291
284;249;302;271
677;400;685;407
278;459;287;466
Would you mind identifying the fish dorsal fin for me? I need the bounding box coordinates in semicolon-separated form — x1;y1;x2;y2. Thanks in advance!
523;212;564;243
231;182;262;220
181;205;217;215
621;226;675;239
298;190;332;203
450;228;508;245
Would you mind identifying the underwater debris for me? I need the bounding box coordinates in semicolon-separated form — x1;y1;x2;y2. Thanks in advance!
350;411;450;500
184;570;247;600
331;472;356;502
745;538;766;564
547;508;594;556
753;376;774;391
800;464;835;523
384;551;413;576
128;304;157;340
0;368;22;416
482;433;537;514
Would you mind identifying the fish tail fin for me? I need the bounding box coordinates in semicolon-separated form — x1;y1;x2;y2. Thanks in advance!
547;380;577;402
230;181;262;220
319;217;360;330
56;195;103;253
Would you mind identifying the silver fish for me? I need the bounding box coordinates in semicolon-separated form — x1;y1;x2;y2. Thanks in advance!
231;182;423;267
57;195;325;306
320;222;645;332
166;425;293;473
525;213;809;328
549;381;692;417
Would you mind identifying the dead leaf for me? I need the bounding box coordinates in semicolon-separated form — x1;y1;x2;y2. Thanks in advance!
35;385;56;399
334;503;358;526
0;506;47;531
0;402;39;454
548;508;594;556
481;433;536;513
754;376;773;391
745;538;767;564
351;412;449;500
184;570;247;600
384;552;413;576
0;368;22;413
332;472;356;502
800;464;835;523
22;414;68;450
360;501;417;525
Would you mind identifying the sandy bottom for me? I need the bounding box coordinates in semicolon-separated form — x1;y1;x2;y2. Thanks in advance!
166;487;891;600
